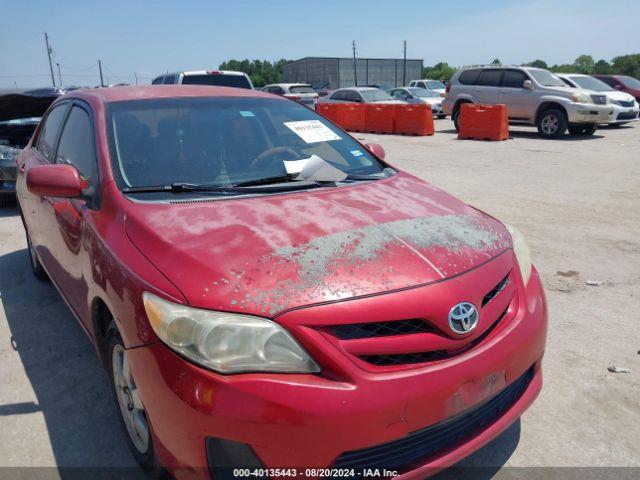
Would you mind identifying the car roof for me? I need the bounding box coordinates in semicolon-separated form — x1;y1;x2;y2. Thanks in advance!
337;87;380;91
161;70;249;77
555;73;587;78
264;83;311;88
64;85;275;104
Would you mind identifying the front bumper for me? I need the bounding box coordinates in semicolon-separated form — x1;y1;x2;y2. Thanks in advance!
565;102;614;124
127;265;547;478
606;103;639;124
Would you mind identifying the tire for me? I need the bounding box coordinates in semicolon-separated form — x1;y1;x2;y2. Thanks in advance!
452;108;461;131
107;325;162;474
0;193;16;208
22;217;48;281
536;108;568;138
568;123;597;136
437;114;446;119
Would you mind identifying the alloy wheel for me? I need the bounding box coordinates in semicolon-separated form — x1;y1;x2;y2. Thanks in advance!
541;114;559;135
112;344;149;453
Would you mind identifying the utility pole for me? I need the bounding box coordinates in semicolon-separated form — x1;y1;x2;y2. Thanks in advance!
134;72;138;85
56;62;62;87
98;59;104;87
352;41;358;87
402;40;407;86
44;32;56;87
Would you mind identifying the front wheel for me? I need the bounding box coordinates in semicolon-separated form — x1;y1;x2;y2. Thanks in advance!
23;220;48;281
108;326;161;474
537;109;568;138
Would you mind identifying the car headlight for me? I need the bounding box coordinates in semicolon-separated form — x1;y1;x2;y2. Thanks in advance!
570;92;592;104
506;225;532;285
142;292;320;374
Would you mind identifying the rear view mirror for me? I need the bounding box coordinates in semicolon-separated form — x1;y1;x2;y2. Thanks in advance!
523;80;533;90
365;143;386;160
27;164;84;198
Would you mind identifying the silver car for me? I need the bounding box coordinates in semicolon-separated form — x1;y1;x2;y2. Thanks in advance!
442;66;614;138
320;87;405;105
262;83;319;109
388;87;446;118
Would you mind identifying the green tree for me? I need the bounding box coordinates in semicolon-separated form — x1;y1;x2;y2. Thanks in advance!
573;55;595;74
491;58;501;65
611;54;640;78
524;59;548;69
422;62;456;82
593;59;611;74
549;63;577;73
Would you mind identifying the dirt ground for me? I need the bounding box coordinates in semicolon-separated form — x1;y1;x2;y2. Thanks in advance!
0;119;638;478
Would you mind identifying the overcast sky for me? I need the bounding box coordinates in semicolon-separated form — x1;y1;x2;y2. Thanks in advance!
1;0;638;88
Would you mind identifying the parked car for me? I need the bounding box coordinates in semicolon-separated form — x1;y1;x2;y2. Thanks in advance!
409;79;447;96
388;87;446;118
442;66;614;138
262;83;318;109
557;73;639;126
17;85;547;478
152;70;254;89
321;87;405;104
592;74;640;103
0;88;61;206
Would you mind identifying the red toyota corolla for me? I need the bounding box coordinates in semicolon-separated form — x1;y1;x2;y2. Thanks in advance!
16;86;547;479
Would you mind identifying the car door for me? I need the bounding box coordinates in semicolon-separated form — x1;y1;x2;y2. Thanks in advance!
38;102;98;322
17;102;70;251
499;69;534;121
473;69;502;104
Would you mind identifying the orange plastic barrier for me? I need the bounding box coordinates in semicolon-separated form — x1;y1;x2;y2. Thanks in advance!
338;103;366;132
364;104;396;134
316;103;340;123
394;104;435;136
458;103;509;141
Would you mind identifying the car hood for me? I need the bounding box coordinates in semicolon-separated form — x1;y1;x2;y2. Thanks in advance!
605;90;637;103
124;172;512;316
0;89;60;122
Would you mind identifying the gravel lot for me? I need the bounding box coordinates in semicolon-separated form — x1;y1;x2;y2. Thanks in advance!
0;119;638;478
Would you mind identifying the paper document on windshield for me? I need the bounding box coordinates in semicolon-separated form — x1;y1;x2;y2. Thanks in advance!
284;155;348;182
284;120;341;143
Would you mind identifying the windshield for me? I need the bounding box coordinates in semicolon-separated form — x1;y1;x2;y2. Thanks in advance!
529;69;566;87
181;74;252;89
426;80;446;90
569;76;613;92
407;88;440;98
619;75;640;89
289;85;315;94
107;97;386;192
360;89;394;102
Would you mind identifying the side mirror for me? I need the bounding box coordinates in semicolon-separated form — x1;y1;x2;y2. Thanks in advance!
27;164;84;198
365;143;386;160
523;80;533;90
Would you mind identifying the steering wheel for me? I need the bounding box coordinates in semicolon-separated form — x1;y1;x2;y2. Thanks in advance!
249;147;300;170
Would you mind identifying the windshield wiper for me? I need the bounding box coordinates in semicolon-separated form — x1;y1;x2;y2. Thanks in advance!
121;183;238;194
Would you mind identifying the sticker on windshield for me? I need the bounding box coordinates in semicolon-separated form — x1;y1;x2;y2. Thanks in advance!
284;120;341;144
239;111;255;117
350;149;364;157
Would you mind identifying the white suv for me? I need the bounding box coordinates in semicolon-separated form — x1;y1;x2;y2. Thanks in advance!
442;66;614;138
151;70;254;89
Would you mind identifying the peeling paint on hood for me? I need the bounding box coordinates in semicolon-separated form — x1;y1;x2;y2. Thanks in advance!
125;172;511;316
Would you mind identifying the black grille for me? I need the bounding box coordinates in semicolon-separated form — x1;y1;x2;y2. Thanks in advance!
361;350;448;366
332;319;434;340
333;367;534;469
481;275;509;307
617;111;638;121
358;307;509;367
